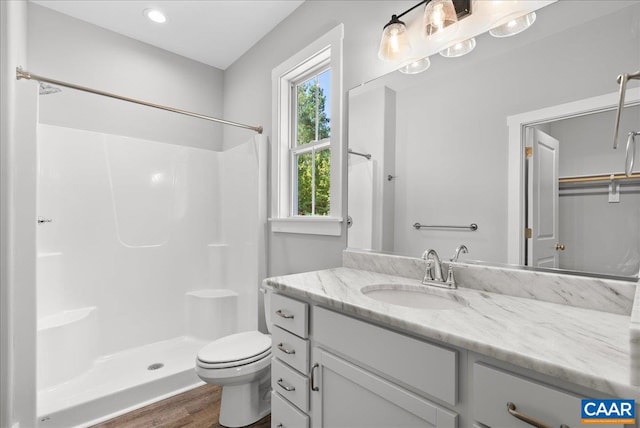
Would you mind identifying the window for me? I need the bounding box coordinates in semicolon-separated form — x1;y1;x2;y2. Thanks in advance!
293;68;331;216
271;25;343;235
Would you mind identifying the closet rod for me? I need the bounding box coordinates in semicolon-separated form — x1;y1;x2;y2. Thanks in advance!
16;67;263;134
559;173;640;184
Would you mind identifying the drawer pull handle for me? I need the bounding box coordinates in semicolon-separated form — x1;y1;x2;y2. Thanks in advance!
276;309;294;319
277;424;283;428
506;402;569;428
277;343;296;355
277;378;295;392
311;363;320;391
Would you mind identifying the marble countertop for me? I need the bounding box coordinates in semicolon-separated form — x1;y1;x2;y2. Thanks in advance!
266;267;638;399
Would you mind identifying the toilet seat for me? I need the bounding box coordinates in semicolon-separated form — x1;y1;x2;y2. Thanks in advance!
197;347;271;369
197;331;271;369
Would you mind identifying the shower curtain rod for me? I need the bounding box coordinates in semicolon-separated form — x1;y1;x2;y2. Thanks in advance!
16;67;263;134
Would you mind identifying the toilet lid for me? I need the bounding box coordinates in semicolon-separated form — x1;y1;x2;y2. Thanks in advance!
197;331;271;364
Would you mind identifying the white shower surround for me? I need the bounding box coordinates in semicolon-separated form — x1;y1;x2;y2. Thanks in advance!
36;124;266;426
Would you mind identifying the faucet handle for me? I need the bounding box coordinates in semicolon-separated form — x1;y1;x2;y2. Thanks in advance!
423;259;435;282
445;264;457;289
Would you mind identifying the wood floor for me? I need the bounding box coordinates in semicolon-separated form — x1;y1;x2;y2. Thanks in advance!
92;384;271;428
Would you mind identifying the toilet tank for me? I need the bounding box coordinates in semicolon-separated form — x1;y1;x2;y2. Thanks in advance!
262;283;273;333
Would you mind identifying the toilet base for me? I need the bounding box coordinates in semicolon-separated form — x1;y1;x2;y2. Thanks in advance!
219;374;271;427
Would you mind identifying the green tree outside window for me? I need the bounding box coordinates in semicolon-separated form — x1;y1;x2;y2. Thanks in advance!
295;70;331;215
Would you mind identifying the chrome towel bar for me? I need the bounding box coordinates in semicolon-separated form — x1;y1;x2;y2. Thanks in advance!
413;223;478;231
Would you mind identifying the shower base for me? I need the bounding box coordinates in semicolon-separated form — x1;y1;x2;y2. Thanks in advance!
37;336;208;428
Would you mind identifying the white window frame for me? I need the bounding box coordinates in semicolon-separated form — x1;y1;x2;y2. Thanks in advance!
270;24;343;236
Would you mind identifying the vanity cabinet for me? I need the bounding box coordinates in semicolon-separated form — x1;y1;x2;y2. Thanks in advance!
270;293;311;428
270;292;627;428
472;364;623;428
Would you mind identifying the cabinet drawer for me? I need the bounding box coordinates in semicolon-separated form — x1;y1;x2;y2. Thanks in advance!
272;326;309;373
271;391;309;428
313;306;457;405
272;357;309;412
272;293;308;338
473;364;623;428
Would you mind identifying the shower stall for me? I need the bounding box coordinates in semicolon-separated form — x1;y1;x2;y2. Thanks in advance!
30;73;267;427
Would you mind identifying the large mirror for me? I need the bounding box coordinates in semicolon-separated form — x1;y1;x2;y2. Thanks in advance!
347;0;640;279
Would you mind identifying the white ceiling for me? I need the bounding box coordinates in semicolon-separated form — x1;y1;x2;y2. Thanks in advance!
31;0;305;70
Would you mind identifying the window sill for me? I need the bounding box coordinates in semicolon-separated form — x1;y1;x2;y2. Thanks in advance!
269;216;343;236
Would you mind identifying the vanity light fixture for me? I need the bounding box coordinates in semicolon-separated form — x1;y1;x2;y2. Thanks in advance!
489;11;536;38
399;57;432;74
144;8;167;24
378;0;471;62
424;0;459;37
439;37;476;58
378;15;412;61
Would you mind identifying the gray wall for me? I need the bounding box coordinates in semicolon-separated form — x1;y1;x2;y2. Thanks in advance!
28;3;225;151
553;106;640;178
223;1;413;276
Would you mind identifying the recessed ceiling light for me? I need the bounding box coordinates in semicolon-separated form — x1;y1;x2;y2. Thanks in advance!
144;8;166;24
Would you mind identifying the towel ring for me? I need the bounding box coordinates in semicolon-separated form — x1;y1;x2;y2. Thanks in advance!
625;131;640;177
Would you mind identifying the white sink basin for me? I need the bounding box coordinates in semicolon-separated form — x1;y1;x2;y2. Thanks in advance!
360;284;468;310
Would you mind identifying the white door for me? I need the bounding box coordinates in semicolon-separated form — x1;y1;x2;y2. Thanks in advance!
527;128;560;268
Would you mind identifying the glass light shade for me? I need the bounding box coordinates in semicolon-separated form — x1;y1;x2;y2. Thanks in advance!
490;12;536;38
398;57;431;75
378;20;411;61
424;0;458;37
439;37;476;58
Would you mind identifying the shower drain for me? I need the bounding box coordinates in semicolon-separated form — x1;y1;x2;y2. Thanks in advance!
147;363;164;371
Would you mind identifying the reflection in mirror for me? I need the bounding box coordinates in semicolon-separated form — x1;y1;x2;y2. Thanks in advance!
347;1;640;279
526;106;640;277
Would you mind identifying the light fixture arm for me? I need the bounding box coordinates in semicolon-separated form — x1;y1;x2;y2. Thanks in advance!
383;0;470;28
393;0;429;22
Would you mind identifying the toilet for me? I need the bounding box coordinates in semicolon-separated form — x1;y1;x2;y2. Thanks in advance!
195;285;273;427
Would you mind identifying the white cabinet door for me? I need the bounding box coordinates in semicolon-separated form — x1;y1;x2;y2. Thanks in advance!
310;347;457;428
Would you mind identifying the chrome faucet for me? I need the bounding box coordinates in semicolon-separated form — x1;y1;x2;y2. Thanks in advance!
421;245;469;290
421;249;444;284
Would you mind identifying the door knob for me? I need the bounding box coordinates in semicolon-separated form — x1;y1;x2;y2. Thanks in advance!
555;243;566;251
